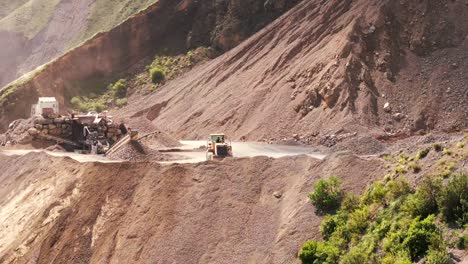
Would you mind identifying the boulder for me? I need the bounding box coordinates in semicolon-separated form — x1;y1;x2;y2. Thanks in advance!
28;128;39;135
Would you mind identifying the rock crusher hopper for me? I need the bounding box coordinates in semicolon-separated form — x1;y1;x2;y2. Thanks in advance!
206;134;233;160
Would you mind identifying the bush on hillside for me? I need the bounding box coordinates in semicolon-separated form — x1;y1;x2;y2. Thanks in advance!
416;148;430;160
403;177;441;218
150;67;165;84
116;98;128;108
426;249;451;264
298;240;339;264
437;172;468;226
308;176;343;212
402;215;441;261
112;79;127;98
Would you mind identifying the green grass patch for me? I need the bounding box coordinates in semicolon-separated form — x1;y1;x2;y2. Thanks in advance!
68;0;157;47
0;0;61;39
69;78;128;112
408;162;422;173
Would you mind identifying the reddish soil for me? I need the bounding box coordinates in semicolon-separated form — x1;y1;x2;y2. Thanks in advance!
0;152;383;264
114;0;467;144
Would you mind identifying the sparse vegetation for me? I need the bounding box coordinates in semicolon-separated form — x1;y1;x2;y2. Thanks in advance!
69;78;129;112
416;148;430;160
116;98;128;108
299;168;467;264
457;142;465;149
433;143;443;152
68;0;157;47
408;162;422;173
0;85;17;106
308;176;343;212
0;0;61;39
394;165;408;174
442;148;453;156
437;172;468;226
150;67;165;84
111;79;127;98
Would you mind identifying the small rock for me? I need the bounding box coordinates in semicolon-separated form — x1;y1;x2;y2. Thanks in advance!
292;134;300;140
393;113;405;121
384;102;392;112
273;192;282;199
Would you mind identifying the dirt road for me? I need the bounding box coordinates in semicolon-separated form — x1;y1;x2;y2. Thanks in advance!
0;141;326;164
161;140;326;163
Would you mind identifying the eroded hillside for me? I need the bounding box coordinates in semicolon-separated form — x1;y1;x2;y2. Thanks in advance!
117;0;467;143
0;152;383;263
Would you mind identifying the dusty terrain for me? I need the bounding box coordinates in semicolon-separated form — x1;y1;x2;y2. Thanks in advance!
0;151;383;264
0;0;300;132
0;0;466;263
114;0;467;145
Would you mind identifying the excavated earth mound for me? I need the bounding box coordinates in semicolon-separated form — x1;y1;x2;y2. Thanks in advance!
116;0;468;143
0;152;383;264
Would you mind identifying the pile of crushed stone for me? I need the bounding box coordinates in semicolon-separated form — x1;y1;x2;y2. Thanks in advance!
107;140;166;162
106;139;185;162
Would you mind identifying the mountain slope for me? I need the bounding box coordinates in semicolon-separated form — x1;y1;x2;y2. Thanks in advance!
0;0;157;88
0;0;301;133
116;0;467;143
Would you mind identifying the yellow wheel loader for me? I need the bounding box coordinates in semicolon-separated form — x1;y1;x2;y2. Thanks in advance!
206;133;233;160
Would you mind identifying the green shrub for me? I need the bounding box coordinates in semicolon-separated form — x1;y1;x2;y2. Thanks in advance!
362;181;386;204
437;172;468;226
403;177;440;218
70;96;81;106
150;67;165;84
339;246;375;264
442;148;453;156
321;214;345;240
341;194;360;212
346;207;369;235
298;240;339;264
433;143;443;152
398;153;409;164
416;148;430;160
116;98;128;107
385;179;413;200
382;253;412;264
395;165;408;174
457;142;465;149
426;249;450;264
402;215;441;261
112;79;127;98
408;162;422;173
308;176;343;212
456;234;468;249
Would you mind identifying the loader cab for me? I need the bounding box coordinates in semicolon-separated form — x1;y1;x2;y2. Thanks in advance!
206;133;232;160
210;134;225;143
